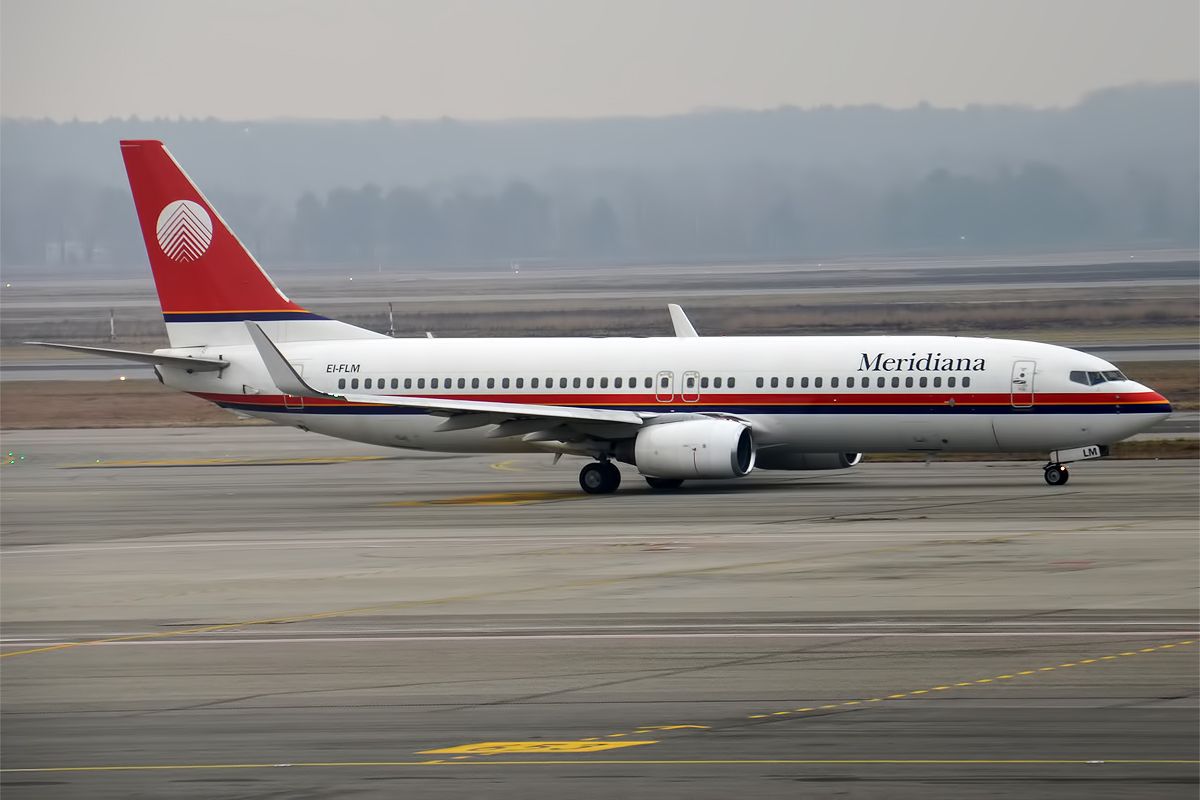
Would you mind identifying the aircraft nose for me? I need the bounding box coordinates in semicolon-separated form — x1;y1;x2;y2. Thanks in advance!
1135;384;1172;413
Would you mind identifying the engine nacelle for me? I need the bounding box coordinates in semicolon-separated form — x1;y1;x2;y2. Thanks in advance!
630;419;755;479
755;449;863;471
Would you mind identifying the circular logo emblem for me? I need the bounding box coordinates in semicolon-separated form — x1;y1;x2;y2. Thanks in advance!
156;200;213;262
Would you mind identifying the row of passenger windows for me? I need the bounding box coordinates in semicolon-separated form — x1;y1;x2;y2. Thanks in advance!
337;375;715;391
335;374;971;391
755;375;971;389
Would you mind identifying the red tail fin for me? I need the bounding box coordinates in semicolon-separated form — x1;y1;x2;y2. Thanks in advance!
120;140;308;320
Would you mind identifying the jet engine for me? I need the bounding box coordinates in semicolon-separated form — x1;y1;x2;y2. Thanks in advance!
624;418;755;479
755;449;863;470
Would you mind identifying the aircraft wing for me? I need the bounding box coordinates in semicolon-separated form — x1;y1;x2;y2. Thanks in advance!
25;341;229;372
244;322;645;428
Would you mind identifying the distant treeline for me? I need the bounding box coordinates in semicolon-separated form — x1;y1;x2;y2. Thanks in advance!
2;83;1196;269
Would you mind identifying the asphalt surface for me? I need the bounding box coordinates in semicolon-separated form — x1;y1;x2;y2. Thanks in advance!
2;427;1197;799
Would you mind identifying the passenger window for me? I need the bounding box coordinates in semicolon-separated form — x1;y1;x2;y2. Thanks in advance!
573;378;581;388
700;377;709;389
338;378;346;389
458;378;466;389
919;377;927;388
962;377;971;388
770;377;779;388
686;376;695;389
877;377;885;388
644;377;652;389
831;377;839;388
405;378;412;389
531;378;539;389
785;377;793;388
905;377;913;388
801;377;809;388
388;378;396;389
756;377;764;388
516;378;524;389
586;377;595;388
560;377;569;389
728;377;735;388
502;378;511;389
364;378;373;389
891;377;900;388
947;377;956;388
600;377;608;389
417;378;425;389
472;377;480;389
431;378;439;389
815;377;823;388
847;377;855;388
714;377;723;389
546;377;552;387
351;378;360;389
933;376;941;388
486;378;495;389
660;376;669;388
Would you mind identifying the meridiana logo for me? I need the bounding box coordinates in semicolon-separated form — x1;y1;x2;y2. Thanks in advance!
156;200;213;262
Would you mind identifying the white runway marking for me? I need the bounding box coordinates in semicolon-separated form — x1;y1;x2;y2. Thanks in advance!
3;631;1197;647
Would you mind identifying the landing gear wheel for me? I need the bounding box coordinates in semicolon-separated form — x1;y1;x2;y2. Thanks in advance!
580;461;621;494
1043;464;1069;486
645;477;684;490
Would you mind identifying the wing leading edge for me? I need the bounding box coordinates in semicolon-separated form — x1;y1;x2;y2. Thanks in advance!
243;322;646;428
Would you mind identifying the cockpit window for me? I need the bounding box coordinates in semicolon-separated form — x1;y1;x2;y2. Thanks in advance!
1070;369;1126;386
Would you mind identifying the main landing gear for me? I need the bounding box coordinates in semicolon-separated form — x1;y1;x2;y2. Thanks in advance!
579;460;621;494
1043;463;1070;486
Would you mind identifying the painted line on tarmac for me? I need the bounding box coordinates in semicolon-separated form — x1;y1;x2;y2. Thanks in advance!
743;639;1197;721
59;455;390;469
3;758;1196;774
383;490;587;507
417;638;1198;758
5;631;1198;648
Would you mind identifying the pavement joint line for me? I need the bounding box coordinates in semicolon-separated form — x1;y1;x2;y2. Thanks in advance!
741;639;1196;722
15;536;1117;659
3;759;1198;774
2;550;933;659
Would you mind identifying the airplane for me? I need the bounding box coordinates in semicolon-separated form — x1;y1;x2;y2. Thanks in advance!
30;141;1172;493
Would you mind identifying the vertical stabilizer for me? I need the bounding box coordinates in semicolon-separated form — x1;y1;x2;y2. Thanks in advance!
120;140;385;347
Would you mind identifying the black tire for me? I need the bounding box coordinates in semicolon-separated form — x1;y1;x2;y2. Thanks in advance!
580;462;621;494
1043;464;1069;486
645;477;684;490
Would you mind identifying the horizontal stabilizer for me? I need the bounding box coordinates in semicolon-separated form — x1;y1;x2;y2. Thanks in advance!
24;342;228;372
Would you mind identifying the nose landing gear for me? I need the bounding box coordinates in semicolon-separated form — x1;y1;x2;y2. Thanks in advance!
1043;463;1070;486
579;460;621;494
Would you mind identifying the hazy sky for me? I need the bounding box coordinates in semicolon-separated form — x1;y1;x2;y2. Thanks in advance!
3;0;1197;120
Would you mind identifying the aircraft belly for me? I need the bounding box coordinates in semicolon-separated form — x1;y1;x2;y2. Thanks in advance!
755;413;1000;452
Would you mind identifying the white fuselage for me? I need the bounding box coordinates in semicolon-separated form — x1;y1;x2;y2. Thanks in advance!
160;334;1170;457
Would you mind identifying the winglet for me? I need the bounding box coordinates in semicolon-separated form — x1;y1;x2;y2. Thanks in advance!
245;321;328;397
668;304;699;337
